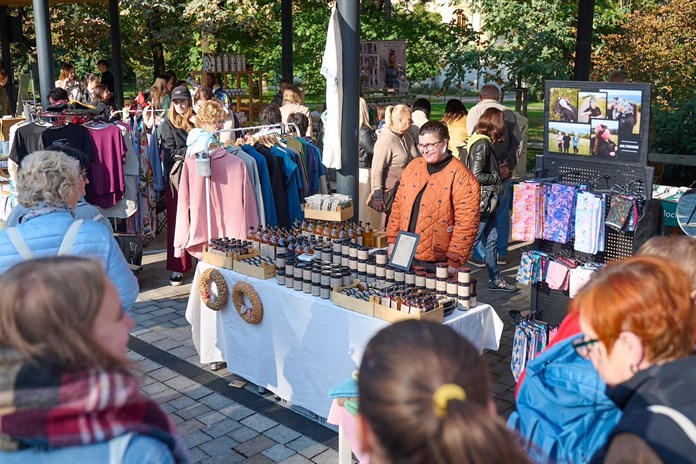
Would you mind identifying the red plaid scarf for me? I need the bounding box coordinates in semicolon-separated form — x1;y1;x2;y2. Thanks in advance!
0;349;188;463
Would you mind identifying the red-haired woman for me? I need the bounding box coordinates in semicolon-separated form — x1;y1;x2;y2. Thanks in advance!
572;256;696;463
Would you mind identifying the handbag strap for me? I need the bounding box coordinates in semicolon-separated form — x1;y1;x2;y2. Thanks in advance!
647;405;696;446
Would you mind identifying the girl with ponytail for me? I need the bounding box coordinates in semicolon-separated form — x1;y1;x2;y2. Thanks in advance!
358;320;530;464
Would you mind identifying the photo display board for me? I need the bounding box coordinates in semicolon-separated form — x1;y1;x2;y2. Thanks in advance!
544;81;651;165
360;40;409;92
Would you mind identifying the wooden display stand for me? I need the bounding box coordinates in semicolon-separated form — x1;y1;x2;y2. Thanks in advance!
202;246;258;270
233;260;276;280
192;70;264;123
303;204;354;222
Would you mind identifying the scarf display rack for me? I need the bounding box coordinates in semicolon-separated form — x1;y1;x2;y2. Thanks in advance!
524;154;655;327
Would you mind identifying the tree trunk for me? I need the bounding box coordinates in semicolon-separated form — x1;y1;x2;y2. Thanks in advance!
148;14;165;78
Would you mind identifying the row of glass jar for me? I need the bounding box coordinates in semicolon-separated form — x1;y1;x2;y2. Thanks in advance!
207;238;254;257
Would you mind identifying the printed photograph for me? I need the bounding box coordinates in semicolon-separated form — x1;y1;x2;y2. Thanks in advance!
601;88;642;136
548;122;592;156
578;92;607;123
590;119;620;159
549;87;580;122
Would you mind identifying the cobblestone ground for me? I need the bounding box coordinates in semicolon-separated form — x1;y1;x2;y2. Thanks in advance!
128;236;530;463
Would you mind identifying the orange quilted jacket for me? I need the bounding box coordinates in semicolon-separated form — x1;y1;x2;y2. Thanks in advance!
386;157;481;267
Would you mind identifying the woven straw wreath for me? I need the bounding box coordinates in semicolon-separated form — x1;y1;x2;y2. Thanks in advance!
199;268;229;311
232;281;264;324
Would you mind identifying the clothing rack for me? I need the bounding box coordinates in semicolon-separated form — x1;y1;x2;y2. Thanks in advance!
198;123;302;244
110;108;168;119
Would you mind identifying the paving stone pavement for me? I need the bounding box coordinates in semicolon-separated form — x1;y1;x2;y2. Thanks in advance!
129;238;531;463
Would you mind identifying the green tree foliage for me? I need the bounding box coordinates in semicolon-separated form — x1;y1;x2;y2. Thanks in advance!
460;0;579;98
11;0;458;96
592;0;696;107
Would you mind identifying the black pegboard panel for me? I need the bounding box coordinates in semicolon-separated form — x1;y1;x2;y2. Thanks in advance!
528;155;654;327
534;154;654;195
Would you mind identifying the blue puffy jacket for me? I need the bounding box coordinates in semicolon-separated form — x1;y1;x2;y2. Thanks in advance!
508;336;622;464
0;211;139;311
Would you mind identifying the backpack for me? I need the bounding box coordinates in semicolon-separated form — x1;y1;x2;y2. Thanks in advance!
508;337;622;463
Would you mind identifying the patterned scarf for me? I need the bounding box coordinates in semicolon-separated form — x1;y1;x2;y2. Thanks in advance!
0;349;189;463
20;202;74;223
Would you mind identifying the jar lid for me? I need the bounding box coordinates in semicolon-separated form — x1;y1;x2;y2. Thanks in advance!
436;277;448;282
436;262;448;268
358;258;368;263
321;284;331;288
322;270;332;275
458;267;471;273
375;249;387;255
277;270;285;275
406;269;415;275
342;269;352;276
276;252;286;258
358;246;369;251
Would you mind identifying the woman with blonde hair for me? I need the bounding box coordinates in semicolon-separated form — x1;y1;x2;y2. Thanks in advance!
0;257;187;464
442;98;468;157
358;320;531;464
149;76;171;111
0;151;139;311
370;103;419;229
280;84;312;137
572;256;696;463
160;86;195;286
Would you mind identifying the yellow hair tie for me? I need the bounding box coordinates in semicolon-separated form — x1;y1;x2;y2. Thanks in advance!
432;383;466;418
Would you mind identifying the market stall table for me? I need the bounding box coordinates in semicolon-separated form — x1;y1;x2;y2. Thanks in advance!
185;261;504;419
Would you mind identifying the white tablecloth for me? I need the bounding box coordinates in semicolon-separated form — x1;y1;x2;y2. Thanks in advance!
185;262;504;418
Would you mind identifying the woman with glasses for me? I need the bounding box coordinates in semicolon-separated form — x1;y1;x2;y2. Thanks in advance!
370;104;419;230
386;121;480;273
5;145;112;232
0;151;139;312
572;256;696;463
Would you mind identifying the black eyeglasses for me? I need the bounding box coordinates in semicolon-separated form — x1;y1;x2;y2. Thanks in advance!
572;336;599;359
417;140;443;152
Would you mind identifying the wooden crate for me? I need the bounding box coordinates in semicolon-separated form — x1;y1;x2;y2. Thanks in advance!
233;260;276;280
303;204;354;222
372;232;388;248
331;281;374;316
202;246;258;270
372;297;444;323
202;248;234;269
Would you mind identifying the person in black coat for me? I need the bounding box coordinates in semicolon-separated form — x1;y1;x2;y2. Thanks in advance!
464;108;516;293
160;86;194;286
